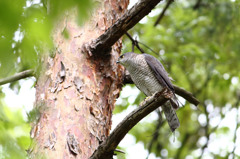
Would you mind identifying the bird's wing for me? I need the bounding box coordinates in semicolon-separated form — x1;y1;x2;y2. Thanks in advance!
144;54;180;109
143;54;174;92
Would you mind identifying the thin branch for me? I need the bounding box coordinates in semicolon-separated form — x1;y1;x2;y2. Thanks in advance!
125;32;136;52
230;97;240;158
198;102;210;159
174;132;191;158
0;69;34;86
147;110;164;158
125;32;145;53
137;41;159;55
154;0;174;26
82;0;163;56
123;73;200;106
90;88;172;159
198;88;211;159
125;32;161;55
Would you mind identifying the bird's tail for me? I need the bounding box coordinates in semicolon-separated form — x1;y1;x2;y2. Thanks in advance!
162;100;180;132
170;94;180;109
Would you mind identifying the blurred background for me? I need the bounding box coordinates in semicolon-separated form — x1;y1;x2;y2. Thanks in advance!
0;0;240;158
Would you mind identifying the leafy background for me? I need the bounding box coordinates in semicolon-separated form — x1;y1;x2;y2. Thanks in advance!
0;0;240;158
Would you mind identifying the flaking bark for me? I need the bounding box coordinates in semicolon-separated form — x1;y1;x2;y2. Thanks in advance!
30;1;129;158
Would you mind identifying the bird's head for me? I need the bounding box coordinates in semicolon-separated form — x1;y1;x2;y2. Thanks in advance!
116;52;137;67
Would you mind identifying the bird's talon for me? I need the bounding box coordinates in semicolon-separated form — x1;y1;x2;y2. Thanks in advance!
140;96;151;106
145;96;151;101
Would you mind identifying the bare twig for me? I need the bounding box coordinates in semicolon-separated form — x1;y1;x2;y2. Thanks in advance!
0;69;34;86
125;32;145;53
154;0;174;26
137;41;159;55
123;73;200;106
90;88;172;159
83;0;163;56
198;93;209;159
230;97;240;158
147;110;165;158
174;132;191;158
125;32;161;55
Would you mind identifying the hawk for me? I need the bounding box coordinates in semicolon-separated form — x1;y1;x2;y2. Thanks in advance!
117;52;180;132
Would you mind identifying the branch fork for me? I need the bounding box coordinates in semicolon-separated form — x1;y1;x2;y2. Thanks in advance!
90;88;172;159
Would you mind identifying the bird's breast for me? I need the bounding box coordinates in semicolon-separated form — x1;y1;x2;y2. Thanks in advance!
127;59;163;96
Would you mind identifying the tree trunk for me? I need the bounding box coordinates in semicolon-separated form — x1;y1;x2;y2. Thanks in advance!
30;1;129;158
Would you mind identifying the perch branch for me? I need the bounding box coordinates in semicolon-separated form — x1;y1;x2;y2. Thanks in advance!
0;69;34;86
123;73;200;106
83;0;163;55
154;0;174;26
90;88;172;159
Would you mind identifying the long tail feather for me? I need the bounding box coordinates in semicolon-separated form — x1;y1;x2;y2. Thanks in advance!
162;101;180;132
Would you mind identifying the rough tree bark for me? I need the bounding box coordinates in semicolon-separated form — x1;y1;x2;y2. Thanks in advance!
30;1;129;158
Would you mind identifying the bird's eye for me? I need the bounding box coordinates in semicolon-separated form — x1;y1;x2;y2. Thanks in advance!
120;55;124;58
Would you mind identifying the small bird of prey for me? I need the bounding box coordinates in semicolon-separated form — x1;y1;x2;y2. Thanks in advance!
117;52;180;132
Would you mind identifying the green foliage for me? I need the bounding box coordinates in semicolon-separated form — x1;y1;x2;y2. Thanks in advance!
27;107;41;123
42;0;93;25
0;0;25;78
0;0;93;78
0;101;31;159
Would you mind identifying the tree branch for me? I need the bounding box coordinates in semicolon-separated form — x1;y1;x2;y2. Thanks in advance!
82;0;163;56
154;0;174;26
0;69;34;86
90;88;172;159
173;85;200;106
123;73;200;106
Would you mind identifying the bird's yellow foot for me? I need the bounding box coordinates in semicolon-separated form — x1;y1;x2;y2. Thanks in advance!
140;96;151;106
